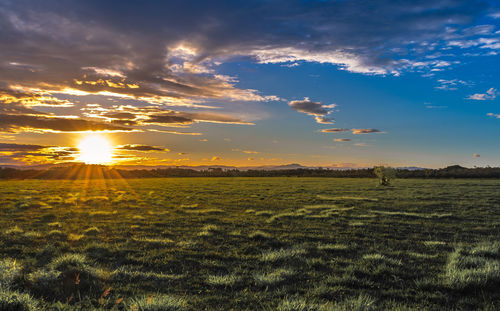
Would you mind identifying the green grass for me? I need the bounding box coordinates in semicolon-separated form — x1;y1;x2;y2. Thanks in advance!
0;177;499;310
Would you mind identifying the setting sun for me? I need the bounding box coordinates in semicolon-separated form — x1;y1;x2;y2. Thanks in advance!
77;135;113;164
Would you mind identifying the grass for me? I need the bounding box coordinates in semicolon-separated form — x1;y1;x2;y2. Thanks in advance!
206;273;241;287
0;287;38;311
444;241;500;290
0;258;22;287
0;177;499;310
128;294;186;311
260;246;308;262
254;268;297;286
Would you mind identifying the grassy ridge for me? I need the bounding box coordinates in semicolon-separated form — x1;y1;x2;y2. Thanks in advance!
0;178;499;310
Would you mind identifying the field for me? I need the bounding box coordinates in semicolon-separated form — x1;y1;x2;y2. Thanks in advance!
1;177;500;310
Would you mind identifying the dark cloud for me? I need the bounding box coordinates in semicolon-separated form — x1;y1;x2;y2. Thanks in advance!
146;115;194;125
82;104;254;126
322;128;383;134
0;113;133;133
103;112;137;120
333;138;351;142
289;98;335;124
117;144;167;152
321;128;350;133
0;143;46;151
351;129;382;134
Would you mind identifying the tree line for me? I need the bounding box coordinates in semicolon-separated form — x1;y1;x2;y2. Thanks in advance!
0;164;499;180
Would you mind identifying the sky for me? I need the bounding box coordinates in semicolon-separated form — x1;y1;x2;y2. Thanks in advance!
0;0;499;168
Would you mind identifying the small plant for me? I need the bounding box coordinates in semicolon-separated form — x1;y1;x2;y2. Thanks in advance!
373;166;396;186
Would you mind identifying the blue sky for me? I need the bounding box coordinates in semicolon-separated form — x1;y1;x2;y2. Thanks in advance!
0;0;499;168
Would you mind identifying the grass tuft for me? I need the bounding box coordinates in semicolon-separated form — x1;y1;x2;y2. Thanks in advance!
83;226;100;236
0;258;22;287
254;268;296;286
128;294;186;311
260;246;307;262
206;273;241;287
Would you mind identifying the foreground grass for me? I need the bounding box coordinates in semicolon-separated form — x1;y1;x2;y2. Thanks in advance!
0;177;499;310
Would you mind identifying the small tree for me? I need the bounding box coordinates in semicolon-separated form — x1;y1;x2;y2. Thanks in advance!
373;166;396;186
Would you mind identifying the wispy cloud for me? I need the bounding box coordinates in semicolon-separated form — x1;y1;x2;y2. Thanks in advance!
424;102;447;109
467;88;498;100
116;144;168;152
321;128;350;133
487;112;500;119
322;128;382;134
333;138;351;142
435;79;469;91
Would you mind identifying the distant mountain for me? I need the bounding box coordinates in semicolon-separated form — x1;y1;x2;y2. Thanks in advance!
396;166;427;171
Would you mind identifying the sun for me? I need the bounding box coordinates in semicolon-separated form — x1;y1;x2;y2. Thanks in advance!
77;134;113;164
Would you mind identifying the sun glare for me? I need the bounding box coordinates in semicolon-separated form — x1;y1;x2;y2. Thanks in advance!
77;135;113;164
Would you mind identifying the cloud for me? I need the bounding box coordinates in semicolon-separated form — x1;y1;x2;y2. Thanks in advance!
210;156;220;161
0;113;134;133
424;102;447;109
116;144;168;152
467;88;497;100
0;85;74;107
147;129;202;135
473;153;480;158
435;79;469;91
232;149;260;154
321;128;350;133
0;143;46;151
323;128;383;134
82;104;254;126
0;143;78;165
351;129;382;134
289;98;335;124
333;138;351;142
487;112;500;119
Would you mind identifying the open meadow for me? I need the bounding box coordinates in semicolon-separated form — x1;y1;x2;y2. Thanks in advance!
1;177;500;310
